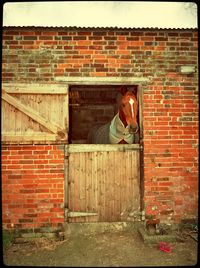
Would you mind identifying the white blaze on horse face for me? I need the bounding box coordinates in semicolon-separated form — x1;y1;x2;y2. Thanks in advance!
129;98;134;118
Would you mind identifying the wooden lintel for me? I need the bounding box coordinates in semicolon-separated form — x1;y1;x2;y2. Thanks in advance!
1;132;57;142
2;83;68;94
54;76;149;84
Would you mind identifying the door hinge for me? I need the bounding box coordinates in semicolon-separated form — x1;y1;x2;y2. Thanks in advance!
65;209;98;218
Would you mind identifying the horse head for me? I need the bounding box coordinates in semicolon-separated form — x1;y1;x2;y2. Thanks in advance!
118;86;139;134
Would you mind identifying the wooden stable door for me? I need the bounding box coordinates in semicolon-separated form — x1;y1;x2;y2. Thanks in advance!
66;144;141;222
1;83;68;144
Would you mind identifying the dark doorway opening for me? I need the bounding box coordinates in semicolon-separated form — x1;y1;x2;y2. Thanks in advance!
68;85;139;144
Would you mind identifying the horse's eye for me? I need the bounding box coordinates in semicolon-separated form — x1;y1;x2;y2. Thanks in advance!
122;104;125;107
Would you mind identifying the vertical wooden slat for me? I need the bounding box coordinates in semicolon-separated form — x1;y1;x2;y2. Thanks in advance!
120;151;126;219
125;151;129;217
131;151;135;202
113;152;117;220
101;151;106;221
112;151;115;220
108;152;111;221
105;151;110;221
93;152;98;217
111;151;115;221
115;151;121;221
130;152;134;207
126;151;129;216
75;153;80;223
70;153;74;223
85;152;90;222
71;152;78;223
87;152;92;220
83;152;87;223
105;152;109;221
97;152;101;221
64;149;69;221
133;152;137;206
79;150;85;223
68;153;72;222
124;152;131;215
87;152;93;222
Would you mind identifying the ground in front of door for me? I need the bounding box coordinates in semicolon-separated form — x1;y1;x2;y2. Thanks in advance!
3;229;197;267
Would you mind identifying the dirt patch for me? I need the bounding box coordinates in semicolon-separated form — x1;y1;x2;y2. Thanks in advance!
3;229;197;267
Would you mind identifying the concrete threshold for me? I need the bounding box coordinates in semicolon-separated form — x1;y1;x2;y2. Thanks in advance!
64;221;143;236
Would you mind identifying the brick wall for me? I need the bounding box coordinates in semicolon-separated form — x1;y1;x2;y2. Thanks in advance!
2;27;198;229
2;145;65;231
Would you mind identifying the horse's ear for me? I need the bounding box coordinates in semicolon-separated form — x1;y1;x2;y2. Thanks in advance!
120;85;128;95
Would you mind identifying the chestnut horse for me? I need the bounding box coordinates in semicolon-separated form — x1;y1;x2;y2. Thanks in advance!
87;86;139;144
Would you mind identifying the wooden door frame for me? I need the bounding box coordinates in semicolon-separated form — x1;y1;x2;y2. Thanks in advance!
61;76;147;222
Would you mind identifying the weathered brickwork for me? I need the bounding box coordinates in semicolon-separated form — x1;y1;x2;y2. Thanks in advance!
2;27;198;229
2;145;65;231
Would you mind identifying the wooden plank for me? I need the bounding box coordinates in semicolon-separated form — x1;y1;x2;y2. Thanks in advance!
119;151;123;220
74;152;80;223
68;144;140;153
115;152;121;221
93;152;98;217
78;152;86;223
2;83;68;94
104;151;111;221
85;152;91;222
109;151;115;221
130;151;135;205
68;152;75;223
79;150;86;216
97;151;103;221
55;76;149;84
1;132;57;142
101;151;106;221
125;151;132;217
2;91;65;135
136;151;141;207
120;151;127;220
91;152;95;218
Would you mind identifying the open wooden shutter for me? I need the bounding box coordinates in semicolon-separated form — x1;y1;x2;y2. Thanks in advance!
1;83;68;144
